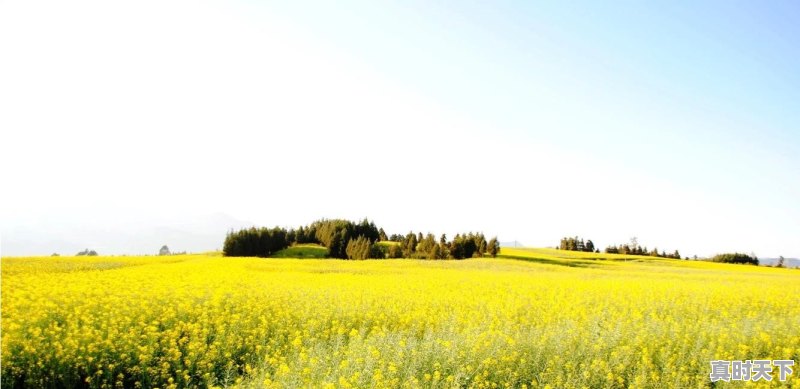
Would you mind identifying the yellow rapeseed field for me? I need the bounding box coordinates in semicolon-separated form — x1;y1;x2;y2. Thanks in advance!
2;249;799;388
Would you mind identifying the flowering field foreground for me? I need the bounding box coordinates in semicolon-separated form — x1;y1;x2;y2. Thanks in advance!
2;250;799;388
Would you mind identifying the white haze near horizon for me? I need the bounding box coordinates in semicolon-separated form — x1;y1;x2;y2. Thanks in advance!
1;0;798;258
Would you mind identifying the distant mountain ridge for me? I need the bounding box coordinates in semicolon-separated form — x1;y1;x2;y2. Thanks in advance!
1;212;252;257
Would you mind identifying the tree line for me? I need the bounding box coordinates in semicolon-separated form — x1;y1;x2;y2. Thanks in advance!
222;227;290;257
223;218;500;260
710;253;758;265
395;231;499;260
558;237;596;252
604;244;681;259
557;236;683;259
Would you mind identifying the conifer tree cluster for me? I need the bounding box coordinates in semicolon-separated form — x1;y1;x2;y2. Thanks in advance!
76;249;98;256
396;231;499;259
710;253;758;265
558;237;596;252
222;227;289;257
223;219;380;259
310;218;380;258
345;236;383;260
222;218;499;260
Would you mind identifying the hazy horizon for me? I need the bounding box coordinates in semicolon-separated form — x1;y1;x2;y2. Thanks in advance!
2;210;796;260
1;0;798;258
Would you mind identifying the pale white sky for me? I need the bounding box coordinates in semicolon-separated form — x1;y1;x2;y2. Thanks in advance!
1;0;798;258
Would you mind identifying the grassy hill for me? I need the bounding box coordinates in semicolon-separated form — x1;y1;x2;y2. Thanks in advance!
271;243;329;258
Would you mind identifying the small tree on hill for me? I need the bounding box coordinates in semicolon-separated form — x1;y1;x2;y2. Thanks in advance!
585;240;595;253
